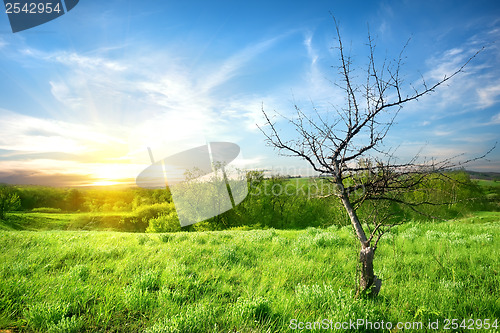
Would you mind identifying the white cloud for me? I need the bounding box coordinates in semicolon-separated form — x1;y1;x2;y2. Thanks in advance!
443;48;464;57
402;42;500;119
272;32;344;118
304;32;318;66
0;109;126;155
0;158;142;185
0;109;141;185
433;130;454;137
424;48;472;83
451;133;498;144
477;84;500;109
1;34;303;182
490;112;500;124
374;2;394;36
53;52;127;71
49;81;84;108
21;48;127;71
198;35;284;94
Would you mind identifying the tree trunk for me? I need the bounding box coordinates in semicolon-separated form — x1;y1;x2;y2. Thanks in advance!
358;246;382;297
339;192;382;296
340;194;367;244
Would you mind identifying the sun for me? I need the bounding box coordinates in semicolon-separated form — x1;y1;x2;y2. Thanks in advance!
85;162;140;187
88;180;123;187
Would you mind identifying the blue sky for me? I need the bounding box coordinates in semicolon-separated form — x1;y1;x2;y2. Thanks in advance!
0;0;499;186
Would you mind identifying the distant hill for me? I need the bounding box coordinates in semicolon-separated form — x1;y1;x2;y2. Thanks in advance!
466;170;500;181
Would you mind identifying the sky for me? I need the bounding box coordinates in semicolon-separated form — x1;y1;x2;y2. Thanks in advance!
0;0;499;187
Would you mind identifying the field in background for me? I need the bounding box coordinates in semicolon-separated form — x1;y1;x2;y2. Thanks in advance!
1;212;136;232
0;212;499;332
2;171;498;233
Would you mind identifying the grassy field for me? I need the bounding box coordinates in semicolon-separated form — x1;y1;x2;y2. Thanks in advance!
475;180;500;188
0;212;498;332
0;212;85;231
0;212;138;233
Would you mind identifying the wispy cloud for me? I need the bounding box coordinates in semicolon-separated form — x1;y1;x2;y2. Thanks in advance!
2;6;499;185
0;107;138;185
21;48;128;72
403;40;500;119
198;36;283;94
0;109;126;155
0;33;299;185
277;31;344;116
490;112;500;125
53;52;128;71
374;2;394;37
304;32;318;66
477;84;500;109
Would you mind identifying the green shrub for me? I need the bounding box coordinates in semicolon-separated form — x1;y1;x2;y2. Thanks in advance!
146;211;180;233
133;203;173;223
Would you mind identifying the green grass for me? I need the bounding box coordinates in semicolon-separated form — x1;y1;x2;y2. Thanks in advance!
0;212;77;231
475;179;500;188
0;212;498;332
1;211;137;232
474;179;500;210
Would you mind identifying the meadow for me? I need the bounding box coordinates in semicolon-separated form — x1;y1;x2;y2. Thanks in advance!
0;173;499;332
0;212;499;332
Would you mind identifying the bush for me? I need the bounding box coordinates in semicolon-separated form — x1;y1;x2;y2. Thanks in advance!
140;202;179;233
133;203;173;224
146;211;181;233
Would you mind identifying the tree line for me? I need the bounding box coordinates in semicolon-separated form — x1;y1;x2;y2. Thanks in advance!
0;170;493;230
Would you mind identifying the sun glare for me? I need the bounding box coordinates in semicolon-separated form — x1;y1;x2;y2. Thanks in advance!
87;180;123;187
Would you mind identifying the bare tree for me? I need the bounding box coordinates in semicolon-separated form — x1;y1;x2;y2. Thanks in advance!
259;17;487;296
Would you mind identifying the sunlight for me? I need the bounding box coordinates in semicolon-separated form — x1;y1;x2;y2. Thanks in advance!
86;180;122;187
86;162;142;187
